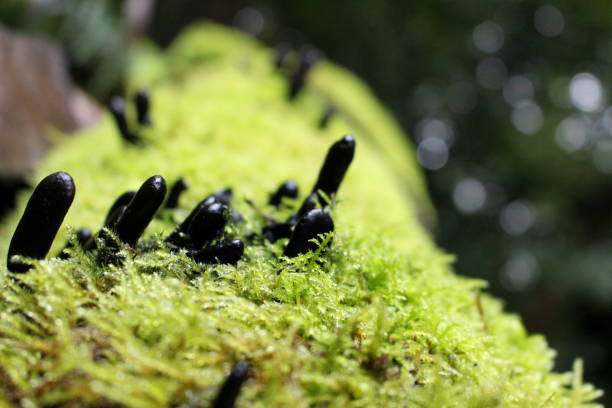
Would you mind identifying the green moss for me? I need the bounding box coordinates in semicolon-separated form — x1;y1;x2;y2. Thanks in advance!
0;22;603;407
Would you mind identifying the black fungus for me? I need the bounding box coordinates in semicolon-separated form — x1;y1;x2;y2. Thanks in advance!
231;210;245;223
288;46;322;100
311;134;355;202
318;105;336;129
275;42;291;69
262;221;293;242
213;187;233;206
186;203;228;249
295;192;317;221
104;191;137;227
284;209;334;257
269;180;299;207
59;227;93;259
114;175;167;247
134;89;152;126
212;361;249;408
109;96;140;145
164;178;188;209
7;172;75;272
165;194;220;247
192;239;244;265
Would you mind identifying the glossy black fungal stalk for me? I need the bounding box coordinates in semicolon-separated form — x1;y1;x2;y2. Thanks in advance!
185;203;228;249
311;134;355;202
104;191;137;227
114;175;167;247
109;96;140;145
284;209;334;257
165;194;220;246
269;180;299;207
288;46;322;100
192;239;244;265
59;227;93;259
7;172;75;272
318;105;336;129
212;360;249;408
164;178;188;209
134;89;152;126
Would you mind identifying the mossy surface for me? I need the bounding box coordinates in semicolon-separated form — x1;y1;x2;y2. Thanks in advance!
0;23;603;407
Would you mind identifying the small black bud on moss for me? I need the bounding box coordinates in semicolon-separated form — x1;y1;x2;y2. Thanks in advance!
187;203;228;249
134;89;152;126
192;239;244;265
212;360;249;408
284;209;334;257
7;172;75;272
312;134;355;202
59;227;93;259
275;42;291;69
269;180;299;207
164;178;188;209
262;221;293;242
114;175;166;247
109;96;140;145
318;105;336;129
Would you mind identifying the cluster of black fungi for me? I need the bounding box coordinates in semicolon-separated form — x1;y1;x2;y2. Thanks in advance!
4;50;356;406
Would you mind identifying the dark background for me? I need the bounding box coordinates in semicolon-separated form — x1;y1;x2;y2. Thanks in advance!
2;0;611;402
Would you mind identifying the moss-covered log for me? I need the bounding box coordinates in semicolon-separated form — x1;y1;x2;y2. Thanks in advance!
0;23;602;407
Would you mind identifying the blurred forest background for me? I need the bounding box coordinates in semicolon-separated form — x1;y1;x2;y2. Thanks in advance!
1;0;611;402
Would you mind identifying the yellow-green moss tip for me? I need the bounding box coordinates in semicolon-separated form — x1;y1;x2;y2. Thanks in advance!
0;22;602;407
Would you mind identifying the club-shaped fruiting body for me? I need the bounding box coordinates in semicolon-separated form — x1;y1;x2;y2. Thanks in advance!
288;46;322;100
104;191;137;227
7;172;75;272
109;96;140;145
212;361;249;408
269;180;299;207
186;202;228;249
284;209;334;257
165;194;221;246
311;134;355;202
134;89;152;126
114;175;167;247
164;178;188;209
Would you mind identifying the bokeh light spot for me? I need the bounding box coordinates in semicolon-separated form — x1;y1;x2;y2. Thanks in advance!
569;73;604;112
453;178;486;214
511;100;544;135
500;200;535;235
417;137;449;170
534;5;565;38
555;116;589;152
473;21;504;53
500;250;540;292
